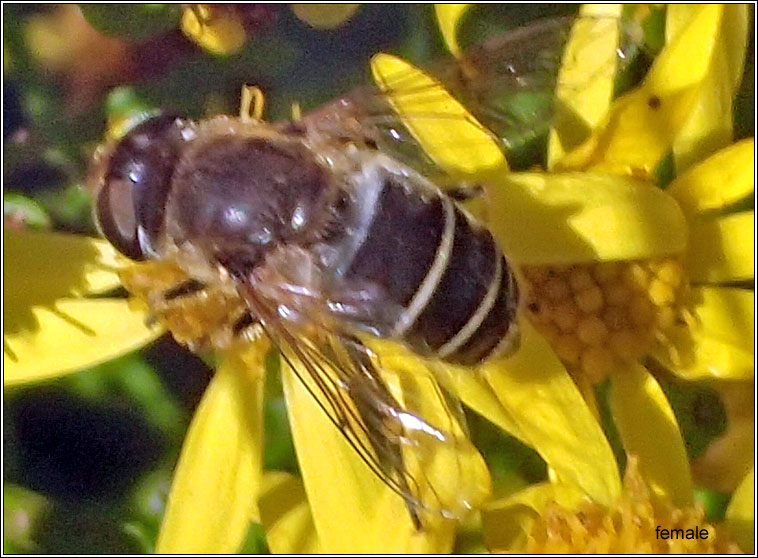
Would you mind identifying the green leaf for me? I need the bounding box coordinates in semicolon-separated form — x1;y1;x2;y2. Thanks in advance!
80;4;182;41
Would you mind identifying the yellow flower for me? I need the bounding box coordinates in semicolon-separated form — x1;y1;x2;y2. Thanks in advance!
291;4;360;30
482;456;745;553
3;230;162;385
182;5;360;55
527;4;754;500
520;458;742;553
371;2;753;551
22;5;134;111
181;5;248;55
6;4;753;554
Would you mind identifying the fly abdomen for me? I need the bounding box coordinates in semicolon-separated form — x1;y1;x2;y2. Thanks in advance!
406;208;520;365
340;167;520;365
343;174;450;309
440;254;520;364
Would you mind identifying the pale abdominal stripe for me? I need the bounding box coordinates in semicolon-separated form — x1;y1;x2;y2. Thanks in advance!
334;155;520;365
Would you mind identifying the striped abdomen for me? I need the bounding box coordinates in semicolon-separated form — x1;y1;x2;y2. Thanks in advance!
341;173;520;365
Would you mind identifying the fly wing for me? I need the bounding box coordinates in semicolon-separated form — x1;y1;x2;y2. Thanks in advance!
238;281;490;525
295;14;645;175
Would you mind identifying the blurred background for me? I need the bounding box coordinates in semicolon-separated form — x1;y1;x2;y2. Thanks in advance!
3;4;753;553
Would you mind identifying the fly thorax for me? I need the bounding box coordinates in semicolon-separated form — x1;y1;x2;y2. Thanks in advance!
164;135;332;272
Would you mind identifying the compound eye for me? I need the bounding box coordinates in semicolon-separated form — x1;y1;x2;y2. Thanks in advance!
95;114;188;260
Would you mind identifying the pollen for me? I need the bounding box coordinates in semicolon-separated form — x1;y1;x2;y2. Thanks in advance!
552;302;579;332
649;278;676;306
581;346;614;383
544;276;570;301
523;257;687;384
554;334;583;364
120;261;247;350
593;261;621;284
576;316;608;345
568;268;594;291
521;458;743;553
575;285;604;314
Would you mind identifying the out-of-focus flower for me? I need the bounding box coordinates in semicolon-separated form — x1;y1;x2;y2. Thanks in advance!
180;4;358;56
21;6;194;111
692;383;754;493
726;468;755;552
291;4;360;30
180;5;250;56
4;194;52;231
24;5;134;111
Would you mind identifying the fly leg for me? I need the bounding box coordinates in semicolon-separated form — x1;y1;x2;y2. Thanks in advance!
445;182;484;202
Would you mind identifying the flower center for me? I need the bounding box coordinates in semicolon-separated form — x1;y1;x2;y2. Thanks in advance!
522;257;687;383
521;458;743;553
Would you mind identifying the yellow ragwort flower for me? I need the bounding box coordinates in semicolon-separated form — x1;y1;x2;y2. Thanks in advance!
5;3;753;554
181;5;248;55
182;5;360;55
522;458;742;553
377;2;753;552
523;4;754;504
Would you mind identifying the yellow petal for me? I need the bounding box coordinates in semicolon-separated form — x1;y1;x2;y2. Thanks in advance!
485;172;687;265
156;343;267;553
483;322;621;507
438;363;526;443
686;210;754;283
291;4;360;29
726;468;754;553
5;230;124;303
558;5;724;176
609;362;692;507
4;299;161;385
670;58;732;172
647;5;723;94
281;359;456;553
653;286;755;382
181;5;246;55
434;4;471;57
692;383;753;492
668;138;755;215
719;5;751;92
690;286;754;352
556;86;697;175
367;343;493;516
367;338;527;447
371;53;509;177
259;471;320;554
547;4;623;167
481;482;586;552
668;5;749;170
653;326;754;382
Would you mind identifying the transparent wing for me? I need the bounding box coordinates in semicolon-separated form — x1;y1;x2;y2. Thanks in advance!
296;14;646;174
237;280;490;526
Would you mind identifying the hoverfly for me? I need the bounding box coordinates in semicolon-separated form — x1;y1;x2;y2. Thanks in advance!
88;14;643;526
